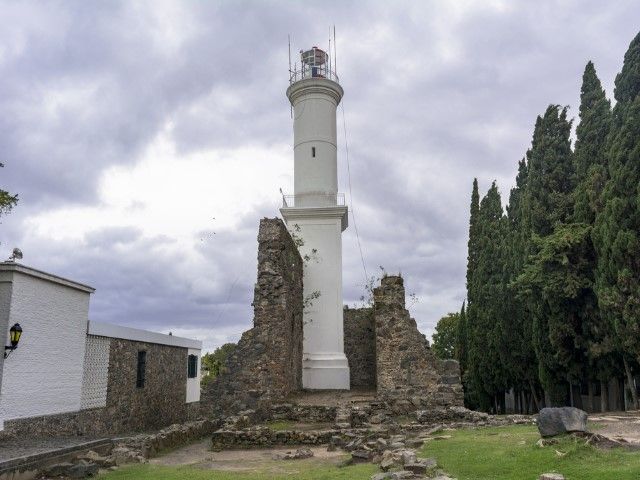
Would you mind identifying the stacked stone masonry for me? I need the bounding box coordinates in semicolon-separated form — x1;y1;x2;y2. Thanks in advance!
201;218;304;415
343;307;376;388
200;219;462;417
373;276;463;406
3;338;198;437
343;276;464;408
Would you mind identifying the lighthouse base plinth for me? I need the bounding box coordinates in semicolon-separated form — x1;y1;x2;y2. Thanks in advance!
302;352;350;390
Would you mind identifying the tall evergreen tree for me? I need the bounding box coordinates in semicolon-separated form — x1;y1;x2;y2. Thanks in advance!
463;179;481;407
516;223;594;407
570;61;620;409
455;301;468;376
519;105;577;406
574;62;612;225
504;158;541;411
467;182;508;412
593;32;640;408
524;106;575;236
466;178;481;304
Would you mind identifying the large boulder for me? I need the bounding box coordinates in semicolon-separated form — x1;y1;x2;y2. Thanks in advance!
537;407;588;437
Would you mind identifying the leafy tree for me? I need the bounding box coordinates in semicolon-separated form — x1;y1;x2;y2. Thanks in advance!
433;312;460;359
201;342;237;385
0;163;18;218
593;31;640;408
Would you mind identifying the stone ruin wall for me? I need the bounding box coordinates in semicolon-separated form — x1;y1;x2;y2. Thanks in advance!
374;276;463;407
201;218;461;417
345;276;464;408
343;306;376;388
201;218;304;416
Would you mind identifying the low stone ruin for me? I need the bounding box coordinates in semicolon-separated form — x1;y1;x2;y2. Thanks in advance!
208;403;534;480
36;419;222;478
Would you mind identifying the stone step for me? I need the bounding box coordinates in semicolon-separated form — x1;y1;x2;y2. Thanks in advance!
334;406;352;428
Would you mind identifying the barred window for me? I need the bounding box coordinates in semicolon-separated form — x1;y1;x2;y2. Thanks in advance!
188;354;198;378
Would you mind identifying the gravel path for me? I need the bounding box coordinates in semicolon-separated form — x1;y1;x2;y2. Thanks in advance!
590;410;640;444
150;439;346;472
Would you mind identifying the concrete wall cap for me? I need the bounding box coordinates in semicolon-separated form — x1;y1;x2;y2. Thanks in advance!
0;261;95;293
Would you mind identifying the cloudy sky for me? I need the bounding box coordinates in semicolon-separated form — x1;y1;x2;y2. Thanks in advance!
1;1;639;352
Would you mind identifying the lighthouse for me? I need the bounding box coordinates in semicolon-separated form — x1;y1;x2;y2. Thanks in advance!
280;46;350;390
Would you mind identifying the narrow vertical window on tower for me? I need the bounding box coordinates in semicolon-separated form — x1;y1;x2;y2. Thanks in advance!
312;146;316;158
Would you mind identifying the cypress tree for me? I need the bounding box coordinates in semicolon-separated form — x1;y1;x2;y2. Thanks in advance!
467;178;481;304
468;182;508;412
524;106;575;236
463;179;481;408
504;158;541;411
571;61;618;409
517;223;594;407
593;31;640;408
574;62;612;224
519;105;576;406
455;301;467;375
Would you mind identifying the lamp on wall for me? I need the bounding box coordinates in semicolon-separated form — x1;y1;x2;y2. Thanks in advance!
4;323;22;359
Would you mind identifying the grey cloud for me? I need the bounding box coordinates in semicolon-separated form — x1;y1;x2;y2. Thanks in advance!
1;1;640;348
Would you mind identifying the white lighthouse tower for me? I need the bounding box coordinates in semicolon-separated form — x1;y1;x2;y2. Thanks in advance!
280;46;350;390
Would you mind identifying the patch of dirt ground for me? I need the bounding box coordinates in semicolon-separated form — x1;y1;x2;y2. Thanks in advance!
150;439;348;473
589;410;640;444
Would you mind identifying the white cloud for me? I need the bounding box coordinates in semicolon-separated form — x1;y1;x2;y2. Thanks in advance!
24;125;291;243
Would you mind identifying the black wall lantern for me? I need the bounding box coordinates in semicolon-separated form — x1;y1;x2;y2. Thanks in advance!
4;323;22;359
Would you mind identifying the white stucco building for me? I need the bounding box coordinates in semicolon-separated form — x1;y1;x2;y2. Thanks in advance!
280;46;350;390
0;262;202;433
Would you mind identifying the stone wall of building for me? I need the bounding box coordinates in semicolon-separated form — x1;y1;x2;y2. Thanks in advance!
202;218;304;416
2;339;198;437
103;338;189;432
374;276;463;407
343;306;376;388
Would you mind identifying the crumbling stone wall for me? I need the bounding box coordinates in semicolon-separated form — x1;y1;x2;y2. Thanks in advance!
202;218;304;415
374;276;463;407
343;306;376;388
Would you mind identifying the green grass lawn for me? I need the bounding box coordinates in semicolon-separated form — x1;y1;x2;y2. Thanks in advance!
98;424;640;480
98;457;378;480
421;424;640;480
